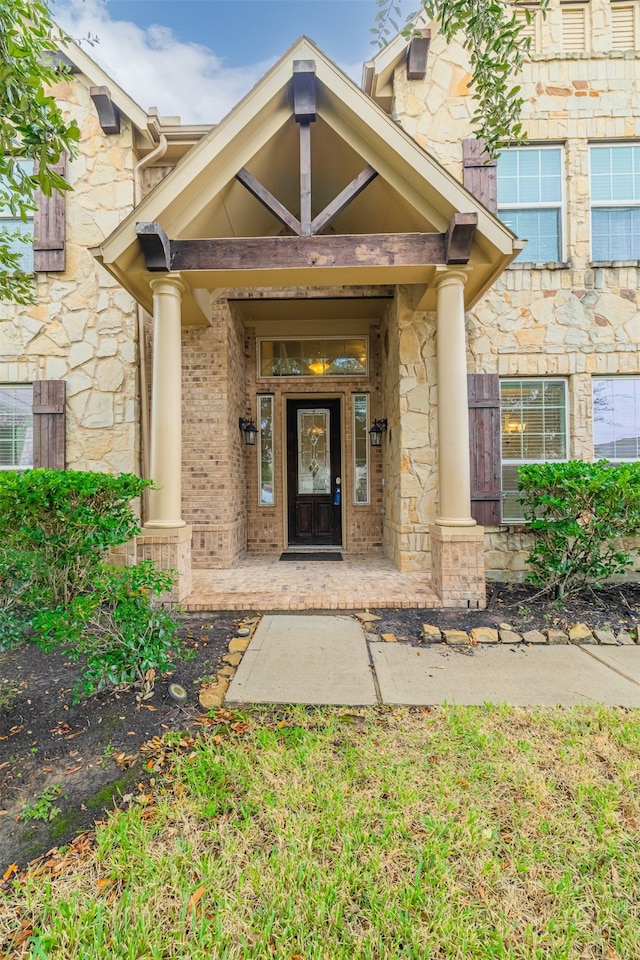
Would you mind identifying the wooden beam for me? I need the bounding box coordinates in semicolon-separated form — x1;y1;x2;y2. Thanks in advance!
235;168;302;236
311;165;378;235
136;222;171;271
445;213;478;264
407;31;431;81
292;60;317;123
90;85;121;135
168;232;447;272
300;123;312;235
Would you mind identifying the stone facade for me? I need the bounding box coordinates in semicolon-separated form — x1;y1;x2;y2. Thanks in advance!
388;0;640;579
0;75;139;476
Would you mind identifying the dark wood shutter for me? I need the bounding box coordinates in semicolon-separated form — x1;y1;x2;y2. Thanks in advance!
32;380;66;469
33;154;66;273
468;374;502;525
462;139;497;215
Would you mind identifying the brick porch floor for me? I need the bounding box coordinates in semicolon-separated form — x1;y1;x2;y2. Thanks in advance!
183;551;441;611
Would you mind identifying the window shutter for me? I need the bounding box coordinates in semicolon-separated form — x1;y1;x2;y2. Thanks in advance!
462;139;497;214
468;374;502;525
32;380;66;469
33;154;66;273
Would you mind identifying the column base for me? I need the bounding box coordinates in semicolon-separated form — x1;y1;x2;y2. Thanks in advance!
430;523;486;609
137;525;193;603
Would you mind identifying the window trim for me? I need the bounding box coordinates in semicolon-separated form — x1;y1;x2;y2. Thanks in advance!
500;377;569;523
497;145;566;265
257;394;275;507
589;143;640;263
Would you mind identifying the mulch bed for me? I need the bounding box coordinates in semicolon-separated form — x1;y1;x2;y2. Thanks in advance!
2;581;640;872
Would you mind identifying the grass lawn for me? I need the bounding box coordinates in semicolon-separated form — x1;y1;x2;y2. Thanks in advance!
2;705;640;959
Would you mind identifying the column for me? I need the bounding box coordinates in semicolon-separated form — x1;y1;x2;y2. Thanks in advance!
430;268;486;609
434;269;475;526
146;274;185;529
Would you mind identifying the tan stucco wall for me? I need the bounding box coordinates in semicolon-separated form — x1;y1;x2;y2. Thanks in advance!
389;0;640;578
0;74;139;474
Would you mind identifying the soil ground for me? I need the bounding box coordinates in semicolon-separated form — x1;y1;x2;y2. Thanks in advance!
2;581;640;872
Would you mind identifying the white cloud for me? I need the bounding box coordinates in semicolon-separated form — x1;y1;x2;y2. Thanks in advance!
55;0;277;123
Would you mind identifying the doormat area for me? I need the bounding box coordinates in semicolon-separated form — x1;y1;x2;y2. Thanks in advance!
279;552;343;561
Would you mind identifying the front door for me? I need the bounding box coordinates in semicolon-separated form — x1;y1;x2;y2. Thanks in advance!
287;398;342;546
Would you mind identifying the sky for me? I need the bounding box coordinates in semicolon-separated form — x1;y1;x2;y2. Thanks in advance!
54;0;417;124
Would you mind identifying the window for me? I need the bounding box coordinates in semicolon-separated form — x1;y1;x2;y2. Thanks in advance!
258;395;274;505
0;385;33;469
500;379;568;521
593;378;640;460
258;338;368;378
353;394;370;504
590;145;640;261
497;147;564;262
0;159;34;273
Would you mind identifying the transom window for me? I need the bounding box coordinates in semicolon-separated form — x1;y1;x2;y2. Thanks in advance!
258;338;368;378
590;145;640;261
497;147;564;263
0;384;33;469
593;378;640;460
500;379;568;521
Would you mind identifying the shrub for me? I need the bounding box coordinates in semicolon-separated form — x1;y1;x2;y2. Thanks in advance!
0;469;184;697
517;460;640;598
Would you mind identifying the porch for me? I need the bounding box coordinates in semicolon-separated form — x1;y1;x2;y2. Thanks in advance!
183;550;440;611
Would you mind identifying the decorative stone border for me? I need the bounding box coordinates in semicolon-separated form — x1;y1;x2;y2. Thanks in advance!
420;622;640;647
198;616;260;709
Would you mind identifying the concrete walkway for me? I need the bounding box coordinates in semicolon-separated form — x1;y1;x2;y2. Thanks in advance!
226;614;640;708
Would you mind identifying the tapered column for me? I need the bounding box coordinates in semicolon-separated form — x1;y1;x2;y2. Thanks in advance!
146;274;186;528
434;269;475;527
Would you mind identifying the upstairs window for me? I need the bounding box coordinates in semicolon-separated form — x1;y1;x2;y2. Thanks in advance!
0;159;34;273
590;145;640;261
497;147;564;262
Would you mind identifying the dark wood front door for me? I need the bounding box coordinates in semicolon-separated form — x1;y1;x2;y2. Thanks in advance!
287;398;342;546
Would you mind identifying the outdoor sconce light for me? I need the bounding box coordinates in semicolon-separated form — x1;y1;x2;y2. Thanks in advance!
239;417;258;446
369;419;388;447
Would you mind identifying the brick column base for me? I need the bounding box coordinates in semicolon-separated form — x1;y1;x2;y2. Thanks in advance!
137;525;193;604
430;524;486;609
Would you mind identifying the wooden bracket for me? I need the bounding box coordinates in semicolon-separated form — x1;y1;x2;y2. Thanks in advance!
136;222;171;271
236;168;302;236
292;60;317;123
311;165;378;235
445;213;478;264
90;86;121;135
407;30;431;81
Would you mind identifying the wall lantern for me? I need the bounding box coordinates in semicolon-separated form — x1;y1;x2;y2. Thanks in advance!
239;417;258;446
369;418;388;447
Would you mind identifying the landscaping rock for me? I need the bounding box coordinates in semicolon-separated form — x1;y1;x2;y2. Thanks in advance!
522;629;547;644
222;652;243;666
422;624;442;642
546;629;569;645
356;612;381;624
616;631;636;645
217;665;236;678
199;678;229;710
499;623;514;631
469;627;498;644
568;623;593;643
381;633;397;643
228;637;250;653
443;629;469;645
499;630;522;644
593;629;616;645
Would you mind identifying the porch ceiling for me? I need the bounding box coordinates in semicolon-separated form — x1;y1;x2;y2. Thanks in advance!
93;37;520;326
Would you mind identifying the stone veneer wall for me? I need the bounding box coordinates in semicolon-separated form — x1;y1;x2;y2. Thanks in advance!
181;300;247;567
381;288;439;572
244;321;384;554
0;74;139;474
390;0;640;579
